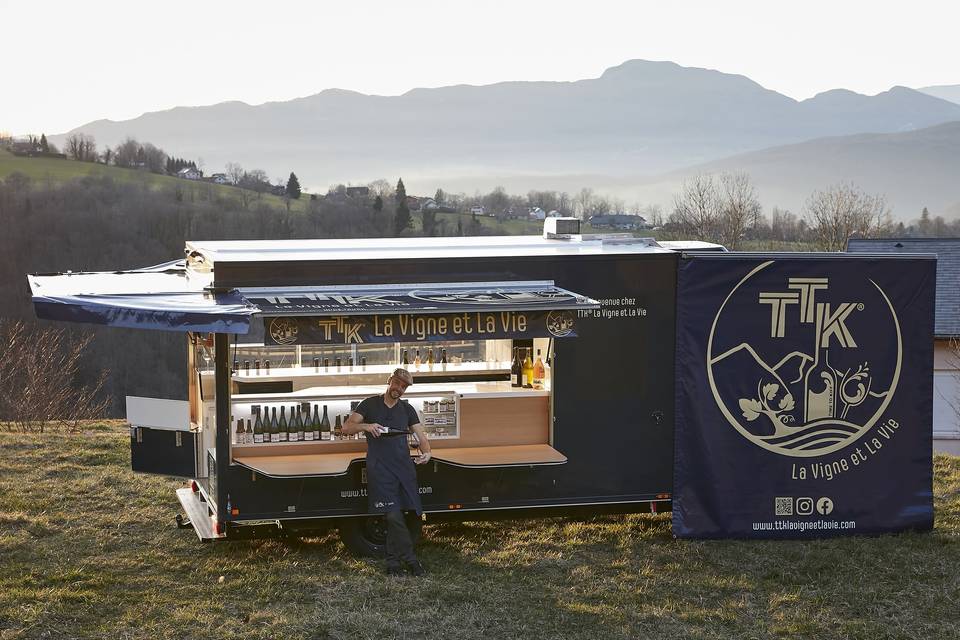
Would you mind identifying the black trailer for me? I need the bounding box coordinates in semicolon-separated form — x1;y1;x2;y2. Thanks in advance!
28;227;726;552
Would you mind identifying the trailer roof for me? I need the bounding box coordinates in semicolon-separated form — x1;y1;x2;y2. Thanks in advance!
184;234;692;267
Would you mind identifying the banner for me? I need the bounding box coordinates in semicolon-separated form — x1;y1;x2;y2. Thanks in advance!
264;309;578;345
673;255;935;538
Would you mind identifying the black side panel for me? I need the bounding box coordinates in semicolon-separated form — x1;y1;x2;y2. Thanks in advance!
130;427;197;477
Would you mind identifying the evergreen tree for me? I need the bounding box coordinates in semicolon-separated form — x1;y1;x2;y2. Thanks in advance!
286;172;302;199
918;207;931;236
39;134;49;153
394;177;411;236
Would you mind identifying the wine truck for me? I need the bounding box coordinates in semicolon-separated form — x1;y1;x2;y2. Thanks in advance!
28;220;934;549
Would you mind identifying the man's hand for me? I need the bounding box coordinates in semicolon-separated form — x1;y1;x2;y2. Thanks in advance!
415;451;432;465
365;423;383;437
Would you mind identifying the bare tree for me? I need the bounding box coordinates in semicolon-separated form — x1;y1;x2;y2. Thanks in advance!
367;178;393;198
113;137;141;168
671;173;722;242
225;162;245;186
0;320;108;432
65;133;97;162
718;172;762;250
803;183;892;251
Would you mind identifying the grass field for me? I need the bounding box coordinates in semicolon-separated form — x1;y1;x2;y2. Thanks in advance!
1;423;958;639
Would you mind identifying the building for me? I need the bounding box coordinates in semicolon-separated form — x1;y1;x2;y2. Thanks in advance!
209;173;230;185
177;167;202;181
345;186;369;198
588;214;650;230
847;238;960;454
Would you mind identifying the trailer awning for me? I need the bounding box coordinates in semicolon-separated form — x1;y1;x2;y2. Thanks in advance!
245;281;599;345
239;281;598;316
28;268;257;334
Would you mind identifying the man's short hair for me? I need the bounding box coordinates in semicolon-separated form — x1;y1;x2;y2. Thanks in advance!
390;368;414;386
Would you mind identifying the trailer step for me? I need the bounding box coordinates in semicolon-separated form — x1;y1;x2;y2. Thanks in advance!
175;487;222;542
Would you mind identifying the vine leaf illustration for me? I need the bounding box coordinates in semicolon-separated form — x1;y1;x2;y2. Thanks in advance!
739;398;762;421
778;395;795;411
762;383;779;400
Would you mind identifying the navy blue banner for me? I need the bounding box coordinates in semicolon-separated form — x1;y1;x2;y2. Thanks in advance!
673;255;935;538
264;309;578;345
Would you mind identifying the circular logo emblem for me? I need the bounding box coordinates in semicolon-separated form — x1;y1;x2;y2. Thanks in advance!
269;317;299;345
707;261;901;458
546;310;575;337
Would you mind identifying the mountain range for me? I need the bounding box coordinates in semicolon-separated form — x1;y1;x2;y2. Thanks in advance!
53;60;960;219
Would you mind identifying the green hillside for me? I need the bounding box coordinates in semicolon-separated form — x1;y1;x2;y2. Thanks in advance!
0;149;305;212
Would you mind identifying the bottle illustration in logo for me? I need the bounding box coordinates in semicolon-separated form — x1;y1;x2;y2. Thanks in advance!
803;303;836;422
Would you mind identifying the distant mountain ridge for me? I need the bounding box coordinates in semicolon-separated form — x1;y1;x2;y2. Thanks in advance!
52;60;960;196
919;84;960;105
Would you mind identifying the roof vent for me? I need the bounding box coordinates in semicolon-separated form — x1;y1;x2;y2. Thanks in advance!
894;242;904;248
543;217;581;239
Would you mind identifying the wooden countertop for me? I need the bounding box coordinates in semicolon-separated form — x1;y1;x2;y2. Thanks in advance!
234;444;566;477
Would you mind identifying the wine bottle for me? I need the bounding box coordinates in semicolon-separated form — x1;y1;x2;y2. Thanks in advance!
312;404;321;441
278;406;288;442
334;415;342;440
243;360;250;374
804;305;836;422
253;408;264;444
440;348;448;370
522;348;534;389
270;407;279;443
533;349;546;390
402;349;409;365
414;349;422;368
235;418;244;445
313;357;320;372
426;347;435;366
245;419;252;444
265;359;271;374
254;359;260;375
294;405;304;442
511;347;521;388
335;356;342;371
320;405;331;440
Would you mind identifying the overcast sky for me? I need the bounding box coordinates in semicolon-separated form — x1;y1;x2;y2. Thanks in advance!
3;0;958;135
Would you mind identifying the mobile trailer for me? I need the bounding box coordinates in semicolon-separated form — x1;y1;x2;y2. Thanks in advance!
29;228;724;553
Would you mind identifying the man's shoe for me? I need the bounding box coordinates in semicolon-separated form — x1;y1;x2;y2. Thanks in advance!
385;564;404;576
407;561;426;577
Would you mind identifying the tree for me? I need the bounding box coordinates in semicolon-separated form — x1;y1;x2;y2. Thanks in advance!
422;208;438;236
225;162;245;186
141;143;167;174
373;195;383;213
918;207;932;236
717;172;762;250
394;178;411;236
39;134;49;153
286;172;302;200
434;188;446;205
113;137;141;168
803;182;892;251
65;133;97;162
671;173;722;241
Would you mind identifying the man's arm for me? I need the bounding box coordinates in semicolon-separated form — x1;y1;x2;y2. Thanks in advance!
410;421;431;464
342;411;381;438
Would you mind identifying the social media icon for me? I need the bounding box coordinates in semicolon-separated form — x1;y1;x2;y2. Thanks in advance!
796;497;814;515
817;497;834;515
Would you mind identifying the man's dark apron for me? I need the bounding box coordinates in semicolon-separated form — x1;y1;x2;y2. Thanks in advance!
364;397;423;515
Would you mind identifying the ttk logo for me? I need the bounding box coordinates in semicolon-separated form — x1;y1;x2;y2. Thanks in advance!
707;261;901;457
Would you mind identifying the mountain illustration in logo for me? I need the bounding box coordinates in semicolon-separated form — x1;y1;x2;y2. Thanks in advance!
707;261;901;458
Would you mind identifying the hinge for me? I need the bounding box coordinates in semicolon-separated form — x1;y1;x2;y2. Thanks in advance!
175;431;183;447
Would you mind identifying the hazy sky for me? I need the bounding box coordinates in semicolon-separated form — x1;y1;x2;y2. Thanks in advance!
3;0;958;135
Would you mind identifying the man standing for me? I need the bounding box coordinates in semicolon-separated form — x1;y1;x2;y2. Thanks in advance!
343;368;432;575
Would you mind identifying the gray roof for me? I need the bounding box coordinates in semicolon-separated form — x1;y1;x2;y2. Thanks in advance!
846;238;960;338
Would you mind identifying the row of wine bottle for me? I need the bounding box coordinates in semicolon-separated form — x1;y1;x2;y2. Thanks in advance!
400;347;448;367
233;404;354;445
511;347;545;389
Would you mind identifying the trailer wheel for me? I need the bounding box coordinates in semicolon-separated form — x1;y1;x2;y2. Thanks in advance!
338;514;422;558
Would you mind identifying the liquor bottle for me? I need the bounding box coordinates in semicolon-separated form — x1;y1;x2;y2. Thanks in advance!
235;418;244;445
402;349;409;365
414;349;422;368
320;405;331;440
270;407;279;443
533;349;546;390
278;406;288;442
522;348;534;389
334;414;343;440
312;404;321;441
253;408;264;444
804;306;836;422
426;347;435;366
511;347;522;388
294;405;305;442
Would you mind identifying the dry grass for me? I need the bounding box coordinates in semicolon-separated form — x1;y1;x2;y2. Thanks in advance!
1;422;958;639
